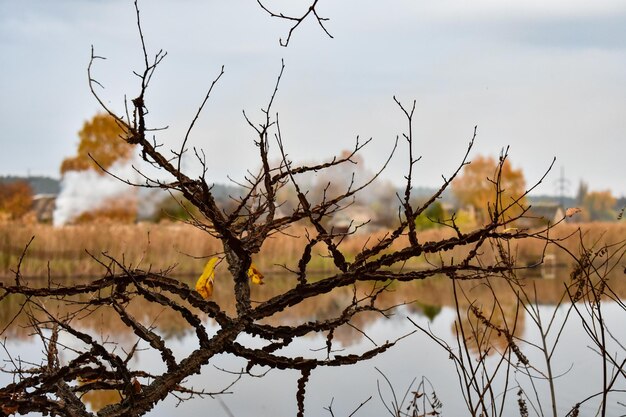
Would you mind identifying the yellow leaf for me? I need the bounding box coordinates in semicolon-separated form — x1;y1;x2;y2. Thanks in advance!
196;257;218;299
247;264;264;285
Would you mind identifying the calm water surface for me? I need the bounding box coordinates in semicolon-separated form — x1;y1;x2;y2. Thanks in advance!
2;273;625;416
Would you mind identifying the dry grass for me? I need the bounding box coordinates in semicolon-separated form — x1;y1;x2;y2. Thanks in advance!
0;222;221;278
1;221;623;279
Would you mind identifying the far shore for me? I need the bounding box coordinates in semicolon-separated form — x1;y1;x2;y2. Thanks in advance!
1;221;623;279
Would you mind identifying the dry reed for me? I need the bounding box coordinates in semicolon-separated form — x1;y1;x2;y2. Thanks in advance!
1;221;623;279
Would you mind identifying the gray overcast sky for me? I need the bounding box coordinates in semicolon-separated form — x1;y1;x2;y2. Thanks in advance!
1;0;625;196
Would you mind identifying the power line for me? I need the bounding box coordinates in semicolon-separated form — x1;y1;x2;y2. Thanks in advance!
554;166;571;207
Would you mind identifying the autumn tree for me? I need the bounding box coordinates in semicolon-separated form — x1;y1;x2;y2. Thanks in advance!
60;113;134;175
583;190;616;221
452;153;527;224
58;113;138;224
71;196;138;224
0;181;33;221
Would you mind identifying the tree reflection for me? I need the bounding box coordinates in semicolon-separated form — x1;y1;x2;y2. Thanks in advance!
3;270;624;347
79;383;122;412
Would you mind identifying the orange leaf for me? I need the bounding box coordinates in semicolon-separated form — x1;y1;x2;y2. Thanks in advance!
132;378;142;394
565;207;582;218
1;404;19;415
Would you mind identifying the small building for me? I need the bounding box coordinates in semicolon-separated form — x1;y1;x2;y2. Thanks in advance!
32;194;56;223
517;203;565;229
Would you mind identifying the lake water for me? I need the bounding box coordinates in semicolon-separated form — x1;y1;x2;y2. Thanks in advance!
1;272;625;416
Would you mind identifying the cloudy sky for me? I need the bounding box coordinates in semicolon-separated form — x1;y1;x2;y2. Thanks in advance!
1;0;625;196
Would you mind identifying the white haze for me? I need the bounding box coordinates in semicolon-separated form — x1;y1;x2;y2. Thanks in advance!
53;162;140;226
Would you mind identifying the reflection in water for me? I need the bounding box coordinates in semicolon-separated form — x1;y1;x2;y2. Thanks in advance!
414;301;441;321
80;385;122;412
2;270;625;345
1;270;625;414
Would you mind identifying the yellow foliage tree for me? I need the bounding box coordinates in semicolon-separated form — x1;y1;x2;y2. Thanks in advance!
452;155;527;224
0;181;33;220
583;190;616;221
72;196;137;224
60;113;134;175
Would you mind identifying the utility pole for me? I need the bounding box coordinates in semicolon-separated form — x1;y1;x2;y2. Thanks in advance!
554;166;570;207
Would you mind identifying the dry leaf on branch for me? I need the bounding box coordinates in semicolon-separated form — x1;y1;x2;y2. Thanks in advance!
196;257;218;299
565;207;582;217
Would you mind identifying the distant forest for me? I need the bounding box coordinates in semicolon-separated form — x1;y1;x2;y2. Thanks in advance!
0;176;60;195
